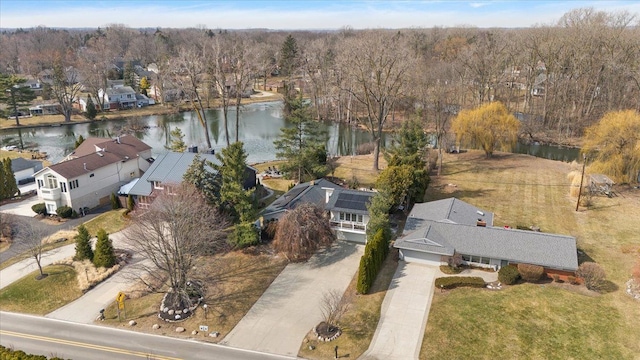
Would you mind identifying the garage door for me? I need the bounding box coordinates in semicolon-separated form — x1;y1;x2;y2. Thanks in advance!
400;249;442;266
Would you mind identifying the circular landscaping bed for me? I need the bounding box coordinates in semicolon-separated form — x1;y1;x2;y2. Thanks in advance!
157;281;204;322
313;321;342;342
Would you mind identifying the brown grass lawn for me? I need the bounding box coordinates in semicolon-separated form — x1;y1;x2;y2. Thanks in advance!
102;251;287;342
332;153;387;188
82;209;129;236
421;150;640;359
0;149;52;167
298;250;398;360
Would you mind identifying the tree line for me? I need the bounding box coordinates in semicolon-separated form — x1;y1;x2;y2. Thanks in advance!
1;8;638;143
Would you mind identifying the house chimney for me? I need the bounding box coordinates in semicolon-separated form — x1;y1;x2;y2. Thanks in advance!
83;163;87;171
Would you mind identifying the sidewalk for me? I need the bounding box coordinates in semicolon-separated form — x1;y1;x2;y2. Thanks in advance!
0;244;75;290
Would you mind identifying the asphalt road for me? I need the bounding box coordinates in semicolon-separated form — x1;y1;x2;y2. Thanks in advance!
0;312;297;360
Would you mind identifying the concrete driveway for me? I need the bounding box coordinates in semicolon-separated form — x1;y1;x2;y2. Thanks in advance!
222;241;363;357
0;196;40;217
361;261;436;360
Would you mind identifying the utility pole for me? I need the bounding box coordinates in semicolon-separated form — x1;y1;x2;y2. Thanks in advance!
576;154;586;212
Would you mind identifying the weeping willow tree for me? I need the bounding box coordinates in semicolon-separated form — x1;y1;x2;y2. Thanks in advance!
582;110;640;184
451;102;520;158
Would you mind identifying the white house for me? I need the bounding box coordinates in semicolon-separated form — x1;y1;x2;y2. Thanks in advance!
33;135;153;214
10;158;43;185
98;86;137;110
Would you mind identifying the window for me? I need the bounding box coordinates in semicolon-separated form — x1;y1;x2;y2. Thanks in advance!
357;214;363;223
154;181;164;190
69;179;79;190
462;254;471;262
480;257;490;264
37;179;43;189
61;182;67;193
130;171;135;177
46;204;55;213
339;213;345;221
46;175;58;188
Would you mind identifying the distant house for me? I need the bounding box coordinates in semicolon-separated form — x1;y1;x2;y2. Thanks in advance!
261;179;374;243
76;95;109;112
135;93;155;107
10;158;43;185
98;86;137;110
33;135;153;214
395;198;579;277
127;150;257;209
29;102;60;116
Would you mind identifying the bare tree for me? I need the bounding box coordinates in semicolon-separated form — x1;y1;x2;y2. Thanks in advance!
340;30;412;170
210;34;233;146
125;184;229;309
51;59;83;122
272;203;335;262
15;219;49;280
320;289;353;329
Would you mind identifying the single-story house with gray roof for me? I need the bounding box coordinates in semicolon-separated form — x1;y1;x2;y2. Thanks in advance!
261;179;375;243
395;198;579;274
10;158;43;184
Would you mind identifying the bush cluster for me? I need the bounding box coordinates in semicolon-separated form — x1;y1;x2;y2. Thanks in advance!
356;228;390;294
0;345;67;359
498;265;520;285
31;202;47;215
576;262;606;291
55;205;74;218
435;276;485;289
517;263;546;282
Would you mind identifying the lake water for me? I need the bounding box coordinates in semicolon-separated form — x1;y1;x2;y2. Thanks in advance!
0;102;386;164
1;101;580;164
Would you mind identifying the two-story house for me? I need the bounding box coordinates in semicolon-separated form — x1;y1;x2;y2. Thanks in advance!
98;86;137;110
261;179;374;244
33;135;153;214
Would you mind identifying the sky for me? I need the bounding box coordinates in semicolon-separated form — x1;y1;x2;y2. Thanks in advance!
1;0;639;30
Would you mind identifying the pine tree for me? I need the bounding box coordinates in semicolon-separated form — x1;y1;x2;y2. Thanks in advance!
123;61;136;90
74;224;93;261
166;127;187;152
279;34;299;77
127;195;135;211
0;74;37;126
93;228;116;268
273;97;328;183
110;193;121;209
85;94;97;120
2;159;18;199
0;163;7;200
74;135;85;149
215;142;254;222
183;154;221;206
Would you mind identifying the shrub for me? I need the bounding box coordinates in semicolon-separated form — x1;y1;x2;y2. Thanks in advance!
440;265;462;274
74;224;93;261
576;262;606;291
127;194;135;211
435;276;485;289
56;205;74;218
110;193;121;210
93;228;116;268
498;265;520;285
229;222;260;248
517;263;545;282
31;202;47;215
355;142;375;155
356;256;370;294
567;275;579;285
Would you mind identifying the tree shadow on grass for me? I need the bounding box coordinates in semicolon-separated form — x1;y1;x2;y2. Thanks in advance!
597;280;619;294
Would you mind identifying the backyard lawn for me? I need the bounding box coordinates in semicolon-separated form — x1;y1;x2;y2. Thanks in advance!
420;150;640;359
82;208;129;236
0;265;82;315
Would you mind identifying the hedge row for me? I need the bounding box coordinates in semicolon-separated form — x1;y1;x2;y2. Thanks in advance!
435;276;486;289
356;228;391;294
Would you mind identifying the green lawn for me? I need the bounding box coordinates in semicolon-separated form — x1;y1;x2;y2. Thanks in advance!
0;265;82;315
83;208;129;236
421;150;640;359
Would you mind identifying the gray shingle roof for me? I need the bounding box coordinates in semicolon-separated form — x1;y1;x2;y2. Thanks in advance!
261;178;340;221
396;220;578;271
129;152;220;196
404;197;494;233
326;189;374;215
10;158;42;172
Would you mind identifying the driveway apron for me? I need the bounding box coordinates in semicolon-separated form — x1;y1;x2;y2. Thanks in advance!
360;262;436;360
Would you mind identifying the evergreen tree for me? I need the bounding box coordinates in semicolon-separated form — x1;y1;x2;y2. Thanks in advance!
123;61;136;89
183;154;221;206
0;74;37;126
166;127;187;152
93;228;116;268
0;162;7;200
74;224;93;261
85;94;97;120
2;159;18;199
229;222;260;248
366;193;391;238
74;135;85;149
110;192;121;209
215;142;254;222
274;97;328;183
127;195;135;211
279;34;299;77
